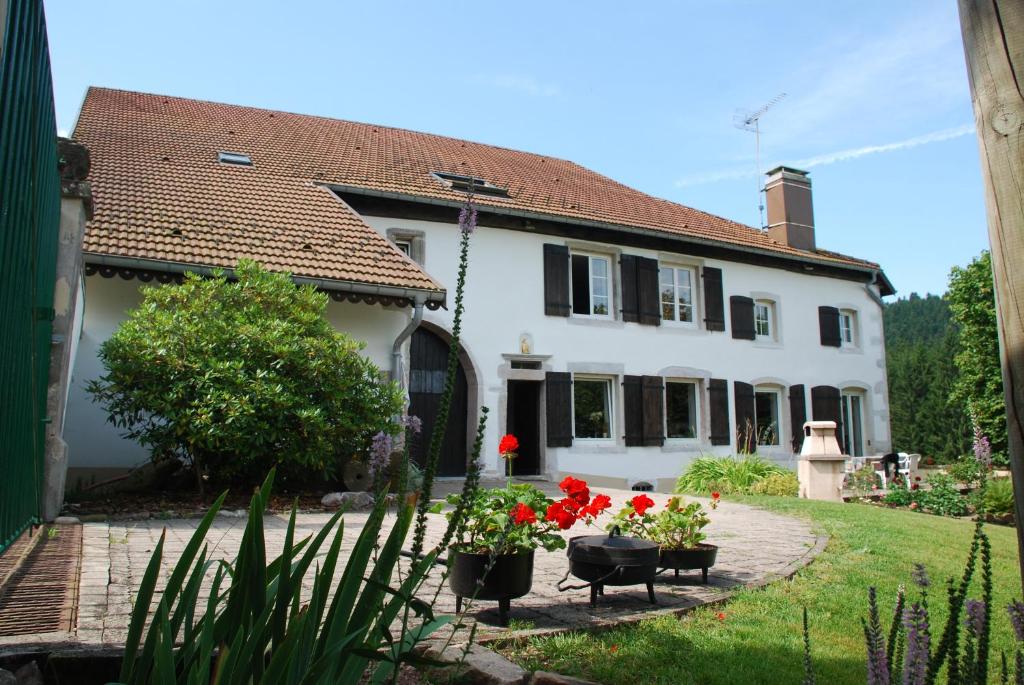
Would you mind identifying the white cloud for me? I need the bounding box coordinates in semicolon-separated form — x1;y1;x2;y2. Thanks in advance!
476;74;561;98
58;128;68;138
674;124;975;187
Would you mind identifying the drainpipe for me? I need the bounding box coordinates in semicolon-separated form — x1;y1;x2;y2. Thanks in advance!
863;270;886;309
392;294;426;397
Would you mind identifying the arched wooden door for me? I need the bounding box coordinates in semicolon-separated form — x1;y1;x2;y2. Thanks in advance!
408;327;468;477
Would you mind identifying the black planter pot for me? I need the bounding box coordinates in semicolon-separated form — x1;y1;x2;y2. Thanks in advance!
659;543;718;583
447;548;534;626
564;530;660;607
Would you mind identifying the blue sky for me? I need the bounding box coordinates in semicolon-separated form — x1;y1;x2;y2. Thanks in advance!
44;0;987;298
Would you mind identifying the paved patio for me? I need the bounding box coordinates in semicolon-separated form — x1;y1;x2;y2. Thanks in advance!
56;483;825;646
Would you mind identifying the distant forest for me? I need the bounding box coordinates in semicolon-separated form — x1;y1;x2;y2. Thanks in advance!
884;293;971;461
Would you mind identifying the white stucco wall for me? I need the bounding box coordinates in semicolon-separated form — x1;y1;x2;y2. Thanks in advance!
63;274;409;473
366;215;891;487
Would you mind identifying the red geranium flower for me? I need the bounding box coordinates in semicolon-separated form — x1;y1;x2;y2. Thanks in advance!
499;434;519;456
711;492;721;501
545;501;576;530
560;476;590;507
510;502;536;525
911;483;919;491
583;493;612;517
717;612;726;621
631;494;655;516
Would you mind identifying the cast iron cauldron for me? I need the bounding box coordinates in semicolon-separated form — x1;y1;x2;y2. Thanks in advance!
561;527;659;606
448;549;534;626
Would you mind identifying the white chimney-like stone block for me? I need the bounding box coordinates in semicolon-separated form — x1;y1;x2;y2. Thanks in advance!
798;421;846;502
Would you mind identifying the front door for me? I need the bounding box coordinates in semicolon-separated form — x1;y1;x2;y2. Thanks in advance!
408;327;468;477
506;380;541;476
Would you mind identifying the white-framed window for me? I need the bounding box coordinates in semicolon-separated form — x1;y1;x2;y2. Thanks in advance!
754;300;775;340
665;380;699;440
573;376;614;439
394;240;412;256
571;253;612;318
659;265;696;325
754;387;781;446
841;391;865;456
840;309;858;347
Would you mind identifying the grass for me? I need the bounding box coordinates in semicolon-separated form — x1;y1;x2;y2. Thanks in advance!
495;496;1022;685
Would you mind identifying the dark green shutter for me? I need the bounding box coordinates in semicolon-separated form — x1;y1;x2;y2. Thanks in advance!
734;381;755;453
730;296;756;340
543;244;570;316
811;385;843;453
788;384;807;452
620;255;640;323
641;375;665;445
708;378;730;445
623;375;644;445
545;372;574;447
818;306;841;347
702;267;725;331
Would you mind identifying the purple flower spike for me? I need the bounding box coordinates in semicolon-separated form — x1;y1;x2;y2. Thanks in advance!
902;603;930;685
404;414;422;434
1008;600;1024;642
458;205;477;235
369;431;393;476
911;563;930;589
964;599;986;637
972;417;992;468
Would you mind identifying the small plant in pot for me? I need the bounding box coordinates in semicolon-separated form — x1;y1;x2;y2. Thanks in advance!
439;475;567;626
608;492;720;583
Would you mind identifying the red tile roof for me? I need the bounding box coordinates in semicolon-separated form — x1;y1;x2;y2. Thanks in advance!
75;87;886;296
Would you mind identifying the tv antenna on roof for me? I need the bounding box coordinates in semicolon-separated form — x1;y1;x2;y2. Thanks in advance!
734;92;787;229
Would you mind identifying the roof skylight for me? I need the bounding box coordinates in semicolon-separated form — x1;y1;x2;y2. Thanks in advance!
218;151;253;166
431;171;508;198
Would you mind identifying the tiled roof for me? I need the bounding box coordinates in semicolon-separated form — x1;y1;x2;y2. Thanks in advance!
75;87;885;293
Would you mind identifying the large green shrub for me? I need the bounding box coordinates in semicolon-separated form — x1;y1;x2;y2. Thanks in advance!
983;478;1014;517
675;455;788;495
88;261;403;487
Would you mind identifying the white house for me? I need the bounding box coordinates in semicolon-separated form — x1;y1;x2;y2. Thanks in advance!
64;87;895;491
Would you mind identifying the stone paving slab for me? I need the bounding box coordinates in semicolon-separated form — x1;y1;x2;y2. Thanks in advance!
7;484;824;647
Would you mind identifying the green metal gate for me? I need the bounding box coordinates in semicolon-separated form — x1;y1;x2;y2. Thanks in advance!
0;0;61;554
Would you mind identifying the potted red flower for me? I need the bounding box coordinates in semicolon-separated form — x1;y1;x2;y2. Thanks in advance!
607;492;720;583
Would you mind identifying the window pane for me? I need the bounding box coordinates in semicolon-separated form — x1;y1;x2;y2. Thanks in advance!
755;391;779;445
661;269;676;320
571;254;590;315
592;296;609;316
847;394;864;456
666;383;697;438
574;379;611;438
591;257;608;279
592;275;608;298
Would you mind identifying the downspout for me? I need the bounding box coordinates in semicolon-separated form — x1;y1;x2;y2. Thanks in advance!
392;294;426;397
864;270;886;308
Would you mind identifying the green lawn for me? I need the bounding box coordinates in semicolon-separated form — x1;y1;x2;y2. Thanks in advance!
495;497;1022;685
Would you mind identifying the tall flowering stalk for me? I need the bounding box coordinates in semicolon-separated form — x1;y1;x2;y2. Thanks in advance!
902;603;930;685
410;194;478;559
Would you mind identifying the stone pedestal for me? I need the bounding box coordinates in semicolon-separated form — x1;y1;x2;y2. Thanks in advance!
798;420;846;502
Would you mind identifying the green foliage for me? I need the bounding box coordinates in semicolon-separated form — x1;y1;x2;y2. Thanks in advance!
983;478;1014;517
441;484;567;555
947;456;987;487
844;467;881;495
113;470;450;685
88;261;402;486
883;482;915;507
674;455;788;495
915;472;970;518
884;293;971;462
948;251;1007;464
749;472;799;497
608;495;715;550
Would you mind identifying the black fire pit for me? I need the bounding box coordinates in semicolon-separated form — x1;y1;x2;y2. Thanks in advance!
559;527;660;607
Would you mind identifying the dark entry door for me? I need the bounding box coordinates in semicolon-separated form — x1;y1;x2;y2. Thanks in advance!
408;328;467;477
507;380;541;476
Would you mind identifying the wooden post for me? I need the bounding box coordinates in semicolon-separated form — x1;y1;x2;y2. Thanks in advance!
957;0;1024;590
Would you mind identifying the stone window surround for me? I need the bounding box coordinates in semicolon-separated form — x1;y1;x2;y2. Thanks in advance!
386;227;426;265
835;302;863;354
750;290;783;347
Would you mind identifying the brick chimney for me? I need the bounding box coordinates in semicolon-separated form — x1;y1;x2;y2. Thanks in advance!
765;166;815;251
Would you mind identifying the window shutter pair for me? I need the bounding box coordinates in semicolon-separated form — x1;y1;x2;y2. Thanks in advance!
788;384;807;452
730;296;756;340
733;381;756;453
818;306;841;346
702;267;725;332
543;244;571;316
545;372;573;446
810;385;844;453
620;254;661;325
708;378;730;445
623;375;665;446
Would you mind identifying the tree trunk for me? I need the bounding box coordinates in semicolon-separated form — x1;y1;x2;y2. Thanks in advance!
957;0;1024;591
